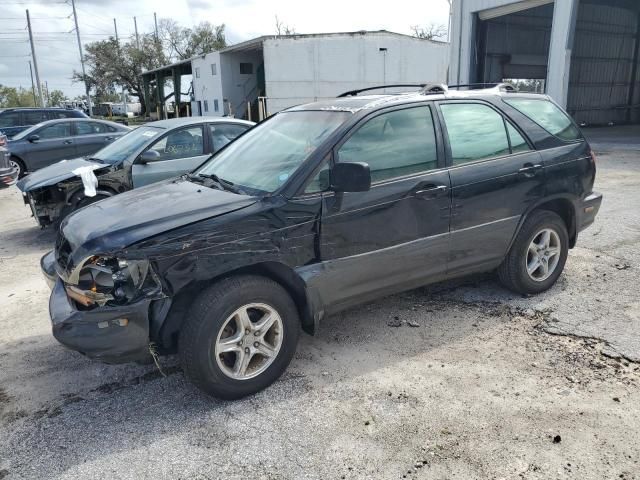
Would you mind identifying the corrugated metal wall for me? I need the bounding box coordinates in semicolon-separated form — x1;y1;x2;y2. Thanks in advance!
567;1;640;125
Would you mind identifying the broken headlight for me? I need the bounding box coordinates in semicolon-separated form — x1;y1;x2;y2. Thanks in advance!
70;256;152;307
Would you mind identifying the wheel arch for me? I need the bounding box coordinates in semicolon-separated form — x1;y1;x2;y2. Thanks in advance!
155;261;316;352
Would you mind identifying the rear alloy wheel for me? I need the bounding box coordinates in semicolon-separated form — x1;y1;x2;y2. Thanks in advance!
180;275;300;399
498;210;569;295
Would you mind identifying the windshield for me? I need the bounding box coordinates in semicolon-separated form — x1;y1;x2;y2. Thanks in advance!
11;122;46;140
197;111;351;192
91;126;163;164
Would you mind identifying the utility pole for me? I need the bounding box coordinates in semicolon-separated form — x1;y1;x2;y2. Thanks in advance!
44;80;50;106
114;18;127;119
134;16;140;49
71;0;92;116
154;12;159;43
28;60;37;106
26;9;44;107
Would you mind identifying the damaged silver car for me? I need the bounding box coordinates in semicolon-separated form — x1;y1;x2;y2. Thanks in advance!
17;117;254;226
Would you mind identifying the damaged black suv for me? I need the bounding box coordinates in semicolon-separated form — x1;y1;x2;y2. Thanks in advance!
42;84;602;399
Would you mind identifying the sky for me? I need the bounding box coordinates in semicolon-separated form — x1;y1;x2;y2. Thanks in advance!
0;0;451;99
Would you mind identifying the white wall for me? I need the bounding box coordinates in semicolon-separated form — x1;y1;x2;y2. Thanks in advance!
191;52;224;116
219;49;263;118
262;32;449;114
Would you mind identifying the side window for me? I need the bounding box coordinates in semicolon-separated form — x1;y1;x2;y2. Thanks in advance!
239;63;253;74
52;111;72;119
147;126;204;160
210;123;248;151
76;122;109;135
24;111;48;125
0;112;21;128
504;98;580;141
506;122;530;153
337;106;438;183
440;103;510;165
304;164;330;194
38;122;72;139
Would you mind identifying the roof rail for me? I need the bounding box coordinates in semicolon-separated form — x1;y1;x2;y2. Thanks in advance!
420;83;448;94
448;82;517;92
337;84;427;97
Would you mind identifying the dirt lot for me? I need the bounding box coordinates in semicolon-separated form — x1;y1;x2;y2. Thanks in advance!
1;138;639;479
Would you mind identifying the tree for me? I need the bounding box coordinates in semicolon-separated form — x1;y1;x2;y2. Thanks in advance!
0;85;36;108
275;15;296;35
48;89;68;107
159;19;227;61
411;23;447;41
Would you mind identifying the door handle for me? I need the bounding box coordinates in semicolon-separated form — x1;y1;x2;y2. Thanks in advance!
105;136;115;141
414;185;448;199
518;163;543;177
63;140;73;145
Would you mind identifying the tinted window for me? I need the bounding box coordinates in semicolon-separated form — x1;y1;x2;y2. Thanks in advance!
0;112;21;128
76;121;110;135
38;122;72;139
506;122;530;153
440;103;510;165
240;63;253;74
304;164;330;194
210;123;248;151
504;98;580;141
338;106;438;183
24;111;48;125
51;110;73;119
148;126;204;160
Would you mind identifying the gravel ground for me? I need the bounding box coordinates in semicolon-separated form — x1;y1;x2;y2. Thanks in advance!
0;140;639;479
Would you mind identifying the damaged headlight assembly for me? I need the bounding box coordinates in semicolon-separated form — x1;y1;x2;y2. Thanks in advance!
65;256;159;308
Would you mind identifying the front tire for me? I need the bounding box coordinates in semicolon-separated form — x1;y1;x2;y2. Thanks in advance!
498;210;569;295
179;275;300;399
10;156;25;179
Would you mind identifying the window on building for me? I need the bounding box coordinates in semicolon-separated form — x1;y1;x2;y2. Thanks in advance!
504;98;580;141
213;99;219;112
440;103;511;165
195;67;200;78
239;62;253;75
203;100;209;113
338;106;438;183
211;63;217;75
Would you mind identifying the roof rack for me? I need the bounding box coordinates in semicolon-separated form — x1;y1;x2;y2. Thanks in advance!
337;84;428;97
447;82;517;92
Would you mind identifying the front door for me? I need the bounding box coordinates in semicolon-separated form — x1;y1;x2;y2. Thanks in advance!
132;125;210;187
317;105;451;312
25;121;77;170
437;100;545;274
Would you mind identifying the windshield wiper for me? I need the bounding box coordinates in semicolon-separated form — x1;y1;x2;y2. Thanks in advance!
86;157;106;164
198;173;240;193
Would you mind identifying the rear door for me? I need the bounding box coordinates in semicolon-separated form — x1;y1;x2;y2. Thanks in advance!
74;121;120;157
315;104;451;312
436;100;544;275
132;125;209;187
24;121;77;170
208;123;250;152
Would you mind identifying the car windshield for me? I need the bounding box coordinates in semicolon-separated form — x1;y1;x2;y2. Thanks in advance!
90;126;163;164
196;111;351;192
11;122;46;140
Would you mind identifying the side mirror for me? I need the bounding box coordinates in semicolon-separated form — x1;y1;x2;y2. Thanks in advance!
139;149;161;164
331;161;371;193
28;134;40;143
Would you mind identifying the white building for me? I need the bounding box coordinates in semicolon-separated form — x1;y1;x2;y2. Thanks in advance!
450;0;640;125
191;30;449;119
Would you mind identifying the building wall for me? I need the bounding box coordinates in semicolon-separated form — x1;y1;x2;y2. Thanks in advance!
262;32;449;114
219;49;263;118
191;52;223;116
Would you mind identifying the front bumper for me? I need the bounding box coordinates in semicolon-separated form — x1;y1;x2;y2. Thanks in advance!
43;251;151;364
577;191;603;232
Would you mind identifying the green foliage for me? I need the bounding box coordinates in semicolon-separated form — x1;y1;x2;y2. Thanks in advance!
159;20;227;60
0;84;36;108
47;89;68;107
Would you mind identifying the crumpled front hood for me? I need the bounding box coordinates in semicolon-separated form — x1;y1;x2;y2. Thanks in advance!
58;177;257;274
16;157;107;192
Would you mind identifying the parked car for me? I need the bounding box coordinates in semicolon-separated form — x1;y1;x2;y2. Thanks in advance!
0;107;87;139
41;84;602;399
18;117;254;226
0;146;18;188
8;118;130;178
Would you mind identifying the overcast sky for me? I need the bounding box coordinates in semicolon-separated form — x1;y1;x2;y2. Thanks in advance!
0;0;451;99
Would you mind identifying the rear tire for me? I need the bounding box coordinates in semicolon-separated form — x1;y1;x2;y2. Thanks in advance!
498;210;569;295
179;275;300;399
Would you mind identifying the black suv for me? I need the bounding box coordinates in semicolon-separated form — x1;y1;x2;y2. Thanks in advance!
0;107;87;138
41;84;602;399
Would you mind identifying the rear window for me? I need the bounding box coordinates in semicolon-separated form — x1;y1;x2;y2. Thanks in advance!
504;98;580;141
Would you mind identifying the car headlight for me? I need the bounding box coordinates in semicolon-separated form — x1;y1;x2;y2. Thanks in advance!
69;256;152;307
